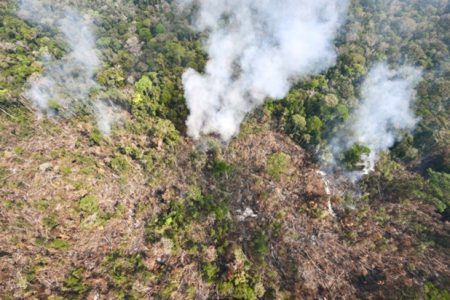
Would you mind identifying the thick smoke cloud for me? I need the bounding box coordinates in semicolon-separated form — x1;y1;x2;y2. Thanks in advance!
18;0;116;134
180;0;349;140
331;62;422;175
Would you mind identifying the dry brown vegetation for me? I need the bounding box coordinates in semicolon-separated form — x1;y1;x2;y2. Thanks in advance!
0;110;449;299
1;0;449;298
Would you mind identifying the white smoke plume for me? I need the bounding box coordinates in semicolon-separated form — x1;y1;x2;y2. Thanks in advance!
180;0;349;140
18;0;116;135
18;0;98;112
330;62;422;175
93;100;123;136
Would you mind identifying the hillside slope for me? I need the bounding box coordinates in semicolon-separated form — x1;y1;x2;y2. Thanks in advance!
1;111;449;299
0;0;449;299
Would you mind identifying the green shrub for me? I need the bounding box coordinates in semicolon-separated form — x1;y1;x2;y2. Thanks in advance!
42;214;59;230
110;155;130;174
253;232;268;261
79;195;98;214
153;22;166;35
62;268;89;299
423;282;450;300
421;169;450;213
50;239;70;250
148;118;180;146
212;160;232;177
89;129;102;146
267;152;291;181
342;144;371;171
48;99;61;112
102;251;149;298
202;263;220;282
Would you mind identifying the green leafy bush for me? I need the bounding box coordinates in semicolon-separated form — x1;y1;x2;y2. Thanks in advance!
79;195;99;214
212;160;232;177
423;282;450;300
424;169;450;213
267;152;291;181
62;268;89;299
342;144;371;171
110;155;130;174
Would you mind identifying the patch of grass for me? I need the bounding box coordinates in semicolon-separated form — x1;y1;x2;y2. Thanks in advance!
12;108;34;138
374;208;390;226
80;165;97;176
36;237;70;250
423;282;450;300
78;195;111;228
33;199;50;211
267;152;291;181
216;247;265;300
47;99;61;112
42;214;59;230
103;251;150;298
186;286;197;299
346;230;358;241
67;180;82;190
14;146;25;155
0;166;10;180
202;262;220;282
146;187;232;255
161;281;179;299
110;155;130;174
69;152;98;176
310;207;329;220
148;118;180;147
49;149;68;160
79;195;98;214
48;238;70;250
60;165;72;176
119;144;143;160
41;119;64;136
212;160;232;177
89;128;102;146
2;198;26;210
253;231;269;261
61;268;89;299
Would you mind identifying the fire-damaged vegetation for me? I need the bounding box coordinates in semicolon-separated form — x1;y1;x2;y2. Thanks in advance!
0;110;449;299
0;0;449;299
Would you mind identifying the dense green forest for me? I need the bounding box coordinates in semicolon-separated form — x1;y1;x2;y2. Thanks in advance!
0;0;449;299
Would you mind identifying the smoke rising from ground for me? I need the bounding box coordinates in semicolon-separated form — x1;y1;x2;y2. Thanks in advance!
18;0;116;135
93;100;123;136
180;0;349;140
330;62;422;175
